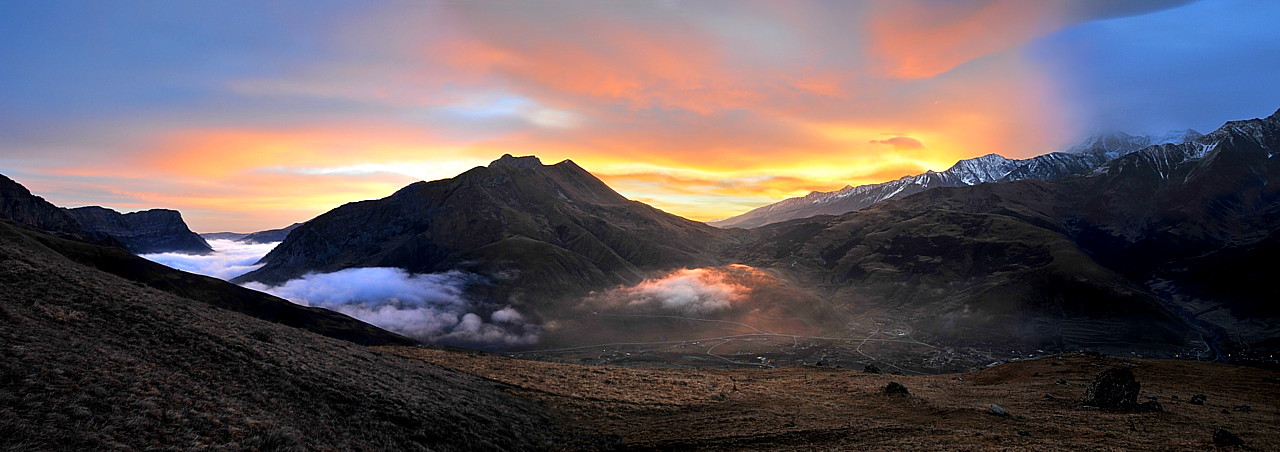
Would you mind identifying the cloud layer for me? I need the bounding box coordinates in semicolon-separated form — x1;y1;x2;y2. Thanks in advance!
243;268;539;348
142;240;538;348
614;268;751;315
139;239;277;280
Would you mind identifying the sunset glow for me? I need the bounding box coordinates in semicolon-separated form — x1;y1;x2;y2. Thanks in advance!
3;0;1278;231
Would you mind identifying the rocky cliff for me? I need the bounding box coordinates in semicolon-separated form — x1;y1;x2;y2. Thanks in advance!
0;175;87;235
66;206;212;254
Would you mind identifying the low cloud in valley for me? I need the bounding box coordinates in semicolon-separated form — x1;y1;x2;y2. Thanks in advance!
243;268;539;347
140;239;277;280
143;241;538;347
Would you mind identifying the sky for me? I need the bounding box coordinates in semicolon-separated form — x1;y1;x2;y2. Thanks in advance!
2;0;1279;232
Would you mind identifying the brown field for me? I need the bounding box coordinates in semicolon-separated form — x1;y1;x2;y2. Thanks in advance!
386;347;1280;450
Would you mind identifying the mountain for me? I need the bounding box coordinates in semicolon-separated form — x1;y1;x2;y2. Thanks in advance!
240;222;302;244
228;110;1279;361
0;175;409;346
1153;128;1205;145
0;219;573;449
1;174;212;254
0;174;103;242
998;152;1110;182
731;108;1280;359
237;154;726;303
200;231;249;241
726;180;1190;351
708;130;1202;230
1067;129;1205;159
708;154;1021;229
202;223;303;244
66;206;212;254
1066;131;1160;159
7;207;1275;449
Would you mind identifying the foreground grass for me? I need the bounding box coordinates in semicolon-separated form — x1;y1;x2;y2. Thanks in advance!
387;347;1280;450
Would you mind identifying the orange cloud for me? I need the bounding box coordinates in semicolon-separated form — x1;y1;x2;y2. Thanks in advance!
429;6;851;117
141;125;452;178
10;1;1104;233
870;136;926;151
866;1;1073;78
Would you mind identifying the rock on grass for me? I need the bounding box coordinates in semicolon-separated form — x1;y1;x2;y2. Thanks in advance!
1085;368;1140;411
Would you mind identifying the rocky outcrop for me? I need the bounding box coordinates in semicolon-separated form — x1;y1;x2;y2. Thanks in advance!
0;174;121;248
1;174;208;254
1;174;88;236
66;206;212;255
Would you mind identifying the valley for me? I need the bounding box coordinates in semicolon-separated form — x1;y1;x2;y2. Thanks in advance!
5;2;1280;449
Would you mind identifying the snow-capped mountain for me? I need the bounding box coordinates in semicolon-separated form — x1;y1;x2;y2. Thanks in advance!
707;130;1204;229
1066;129;1203;159
708;154;1022;229
1153;129;1205;145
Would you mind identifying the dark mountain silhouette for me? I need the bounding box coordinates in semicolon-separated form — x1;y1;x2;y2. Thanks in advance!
240;222;302;244
1;174;211;254
199;231;249;241
0;174;112;245
66;206;212;254
237;155;726;305
201;223;305;243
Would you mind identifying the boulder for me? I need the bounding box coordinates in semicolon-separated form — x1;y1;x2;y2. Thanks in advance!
1084;368;1140;411
1213;428;1244;447
988;404;1010;417
884;382;909;395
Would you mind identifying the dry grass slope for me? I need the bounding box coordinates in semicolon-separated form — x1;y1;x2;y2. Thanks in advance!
0;221;584;450
388;348;1280;450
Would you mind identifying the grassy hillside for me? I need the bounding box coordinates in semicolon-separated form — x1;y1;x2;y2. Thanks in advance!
0;220;583;450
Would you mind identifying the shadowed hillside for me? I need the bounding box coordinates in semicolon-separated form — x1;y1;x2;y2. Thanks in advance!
0;219;584;450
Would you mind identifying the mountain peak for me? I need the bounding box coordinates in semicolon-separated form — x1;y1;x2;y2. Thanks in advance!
489;154;545;169
1153;129;1203;145
1066;131;1155;158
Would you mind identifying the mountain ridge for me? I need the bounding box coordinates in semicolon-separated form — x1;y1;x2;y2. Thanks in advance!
65;206;212;254
730;107;1280;358
708;129;1206;229
237;154;727;320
